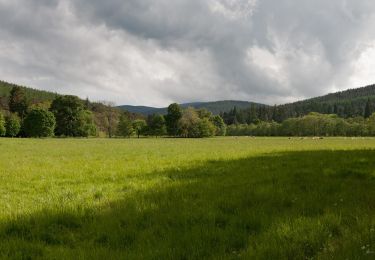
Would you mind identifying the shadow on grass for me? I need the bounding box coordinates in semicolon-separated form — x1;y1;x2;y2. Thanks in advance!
1;150;375;259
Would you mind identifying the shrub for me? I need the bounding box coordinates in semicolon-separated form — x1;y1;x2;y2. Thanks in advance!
5;114;21;137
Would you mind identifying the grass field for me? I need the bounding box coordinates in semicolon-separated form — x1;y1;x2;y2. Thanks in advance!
0;137;374;259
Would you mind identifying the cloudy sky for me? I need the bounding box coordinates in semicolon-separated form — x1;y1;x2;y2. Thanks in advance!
1;0;375;107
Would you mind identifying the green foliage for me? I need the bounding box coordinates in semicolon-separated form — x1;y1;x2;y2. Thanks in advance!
132;119;147;138
0;112;5;136
147;114;166;137
211;115;226;136
23;109;56;137
9;87;28;119
91;102;121;138
5;113;21;137
77;110;97;137
198;118;216;137
368;113;375;135
50;95;94;137
0;138;374;259
165;103;182;136
226;113;375;137
117;114;134;138
178;107;201;138
196;108;212;119
177;107;219;138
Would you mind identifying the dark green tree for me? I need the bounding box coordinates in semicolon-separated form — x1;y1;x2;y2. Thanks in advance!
165;103;182;136
147;114;166;137
211;115;226;136
9;87;28;119
50;95;94;137
23;108;56;137
5;113;21;137
364;99;372;118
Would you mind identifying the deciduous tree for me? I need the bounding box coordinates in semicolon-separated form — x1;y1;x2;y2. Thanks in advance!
165;103;182;136
132;119;147;138
23;108;56;137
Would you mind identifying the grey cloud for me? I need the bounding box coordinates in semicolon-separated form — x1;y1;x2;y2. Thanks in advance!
1;0;375;106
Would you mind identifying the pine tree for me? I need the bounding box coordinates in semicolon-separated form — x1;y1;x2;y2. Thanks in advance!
364;99;372;118
9;87;28;119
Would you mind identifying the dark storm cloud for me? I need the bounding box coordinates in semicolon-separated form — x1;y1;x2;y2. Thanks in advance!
1;0;375;106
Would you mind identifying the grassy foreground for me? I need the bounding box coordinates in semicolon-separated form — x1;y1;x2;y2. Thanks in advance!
0;137;374;259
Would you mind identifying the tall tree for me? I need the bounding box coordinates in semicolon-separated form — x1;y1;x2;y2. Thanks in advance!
165;103;182;136
211;115;226;136
50;95;94;137
178;107;200;138
101;101;117;138
147;114;166;137
117;114;134;138
9;87;28;119
364;99;372;118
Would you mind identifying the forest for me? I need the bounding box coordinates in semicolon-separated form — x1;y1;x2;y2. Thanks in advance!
1;81;375;138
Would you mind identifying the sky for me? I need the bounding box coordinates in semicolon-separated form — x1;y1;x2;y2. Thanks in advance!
1;0;375;107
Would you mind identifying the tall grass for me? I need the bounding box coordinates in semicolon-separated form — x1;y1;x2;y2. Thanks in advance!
0;138;374;259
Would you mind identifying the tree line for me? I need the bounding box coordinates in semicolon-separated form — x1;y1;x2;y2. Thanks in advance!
227;112;375;137
116;104;226;138
221;98;375;125
0;87;227;138
2;86;375;138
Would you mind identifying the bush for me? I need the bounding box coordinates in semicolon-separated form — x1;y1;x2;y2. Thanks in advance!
5;114;21;137
23;108;56;137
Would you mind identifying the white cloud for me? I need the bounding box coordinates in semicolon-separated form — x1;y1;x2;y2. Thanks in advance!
0;0;375;106
349;42;375;88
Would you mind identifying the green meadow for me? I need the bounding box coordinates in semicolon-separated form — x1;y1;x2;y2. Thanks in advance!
0;137;374;259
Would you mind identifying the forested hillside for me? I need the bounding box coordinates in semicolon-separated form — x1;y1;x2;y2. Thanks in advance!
0;81;59;110
280;84;375;118
222;84;375;124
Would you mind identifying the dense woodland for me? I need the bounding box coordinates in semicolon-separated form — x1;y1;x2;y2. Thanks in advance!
221;84;375;124
1;81;375;138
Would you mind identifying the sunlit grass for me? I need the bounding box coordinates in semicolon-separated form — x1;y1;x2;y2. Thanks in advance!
0;137;374;259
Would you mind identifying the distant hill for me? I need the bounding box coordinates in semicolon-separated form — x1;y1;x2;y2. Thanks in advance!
119;101;266;115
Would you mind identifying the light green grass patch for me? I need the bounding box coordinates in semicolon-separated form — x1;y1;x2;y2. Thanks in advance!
0;137;374;259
